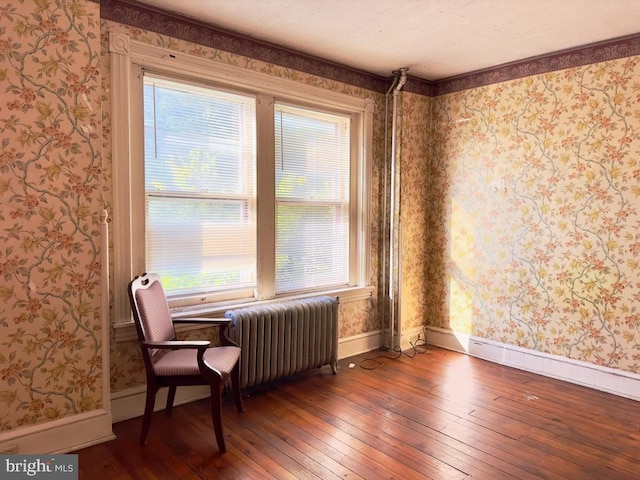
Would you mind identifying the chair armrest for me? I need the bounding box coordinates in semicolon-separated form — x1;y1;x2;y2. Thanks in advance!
171;317;237;347
172;317;231;325
142;340;210;350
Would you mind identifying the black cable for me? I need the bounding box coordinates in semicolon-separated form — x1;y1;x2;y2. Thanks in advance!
358;328;430;370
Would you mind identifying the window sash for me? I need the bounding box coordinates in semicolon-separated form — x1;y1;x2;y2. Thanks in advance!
274;103;351;294
143;74;257;298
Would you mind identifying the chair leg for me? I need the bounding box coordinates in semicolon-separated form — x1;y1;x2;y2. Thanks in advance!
140;384;159;446
166;386;177;415
231;363;244;413
210;382;226;453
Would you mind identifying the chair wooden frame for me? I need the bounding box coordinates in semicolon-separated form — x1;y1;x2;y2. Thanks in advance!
128;273;243;452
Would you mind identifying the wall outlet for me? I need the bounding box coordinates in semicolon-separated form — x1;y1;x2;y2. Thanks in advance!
0;444;18;454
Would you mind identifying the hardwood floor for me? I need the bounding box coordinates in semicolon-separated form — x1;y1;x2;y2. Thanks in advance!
76;346;639;479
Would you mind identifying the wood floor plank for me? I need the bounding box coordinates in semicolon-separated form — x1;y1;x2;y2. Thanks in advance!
75;347;639;479
312;376;523;479
261;394;399;479
279;393;436;479
440;419;580;480
297;378;519;480
517;433;639;480
73;448;132;480
281;382;468;480
489;394;640;461
247;421;341;480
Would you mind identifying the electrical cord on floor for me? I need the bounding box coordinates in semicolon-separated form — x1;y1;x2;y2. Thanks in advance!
359;327;430;370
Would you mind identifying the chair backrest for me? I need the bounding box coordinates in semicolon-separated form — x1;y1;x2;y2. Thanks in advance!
128;273;176;353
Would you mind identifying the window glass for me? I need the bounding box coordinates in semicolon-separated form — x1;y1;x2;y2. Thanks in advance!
274;104;350;293
143;76;256;296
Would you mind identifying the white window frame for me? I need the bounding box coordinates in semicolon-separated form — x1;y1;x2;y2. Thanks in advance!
109;32;373;339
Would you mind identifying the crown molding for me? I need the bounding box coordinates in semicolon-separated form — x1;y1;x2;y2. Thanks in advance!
100;0;640;97
435;32;640;95
100;0;406;94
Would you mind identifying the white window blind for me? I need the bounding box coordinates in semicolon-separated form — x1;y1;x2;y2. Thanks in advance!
274;103;351;293
143;75;257;296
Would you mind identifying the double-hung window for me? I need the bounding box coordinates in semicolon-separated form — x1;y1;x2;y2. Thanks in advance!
274;103;351;293
143;76;257;300
110;34;372;324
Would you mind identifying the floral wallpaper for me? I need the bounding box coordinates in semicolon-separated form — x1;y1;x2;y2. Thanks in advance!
4;1;634;436
398;92;431;333
429;58;640;374
101;21;386;392
0;0;104;432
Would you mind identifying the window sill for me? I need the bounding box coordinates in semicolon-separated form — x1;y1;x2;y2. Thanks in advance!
113;285;374;343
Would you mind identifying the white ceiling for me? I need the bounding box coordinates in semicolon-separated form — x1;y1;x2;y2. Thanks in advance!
135;0;640;80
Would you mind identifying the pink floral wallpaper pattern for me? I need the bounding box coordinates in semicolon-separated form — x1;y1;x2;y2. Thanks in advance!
398;92;432;333
0;0;104;431
429;59;640;374
3;0;637;440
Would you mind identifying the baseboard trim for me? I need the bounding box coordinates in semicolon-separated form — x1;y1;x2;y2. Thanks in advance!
426;326;640;402
338;329;382;359
0;409;114;454
111;330;384;424
399;325;429;352
111;384;211;424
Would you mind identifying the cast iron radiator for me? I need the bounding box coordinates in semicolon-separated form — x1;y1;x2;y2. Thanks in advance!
224;296;339;388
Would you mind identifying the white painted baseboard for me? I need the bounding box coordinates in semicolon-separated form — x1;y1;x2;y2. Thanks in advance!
110;330;385;424
111;384;212;424
338;329;382;359
426;326;640;402
399;325;429;352
0;409;114;455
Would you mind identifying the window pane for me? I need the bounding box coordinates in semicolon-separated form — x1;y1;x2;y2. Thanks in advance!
276;203;349;291
274;104;350;293
144;75;257;296
146;197;255;295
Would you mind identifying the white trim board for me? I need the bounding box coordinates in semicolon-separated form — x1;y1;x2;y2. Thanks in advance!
111;385;211;424
426;326;640;402
0;410;114;455
111;330;384;424
338;330;382;359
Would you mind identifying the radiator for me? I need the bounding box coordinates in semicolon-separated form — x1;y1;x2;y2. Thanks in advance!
224;296;339;388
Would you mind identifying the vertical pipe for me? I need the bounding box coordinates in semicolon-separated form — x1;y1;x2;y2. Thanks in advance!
100;210;111;416
386;68;408;350
381;74;399;350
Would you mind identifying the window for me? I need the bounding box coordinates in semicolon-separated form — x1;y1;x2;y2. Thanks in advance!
275;103;351;293
143;76;256;298
110;33;373;326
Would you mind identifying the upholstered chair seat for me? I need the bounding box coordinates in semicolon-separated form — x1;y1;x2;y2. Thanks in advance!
153;346;240;377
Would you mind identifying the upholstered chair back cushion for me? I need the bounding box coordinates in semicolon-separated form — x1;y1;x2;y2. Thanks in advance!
135;280;175;350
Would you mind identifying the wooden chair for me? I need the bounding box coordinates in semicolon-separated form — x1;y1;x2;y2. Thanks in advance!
127;273;243;452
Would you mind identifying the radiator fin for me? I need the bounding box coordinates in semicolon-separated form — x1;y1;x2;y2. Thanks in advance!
225;296;338;388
